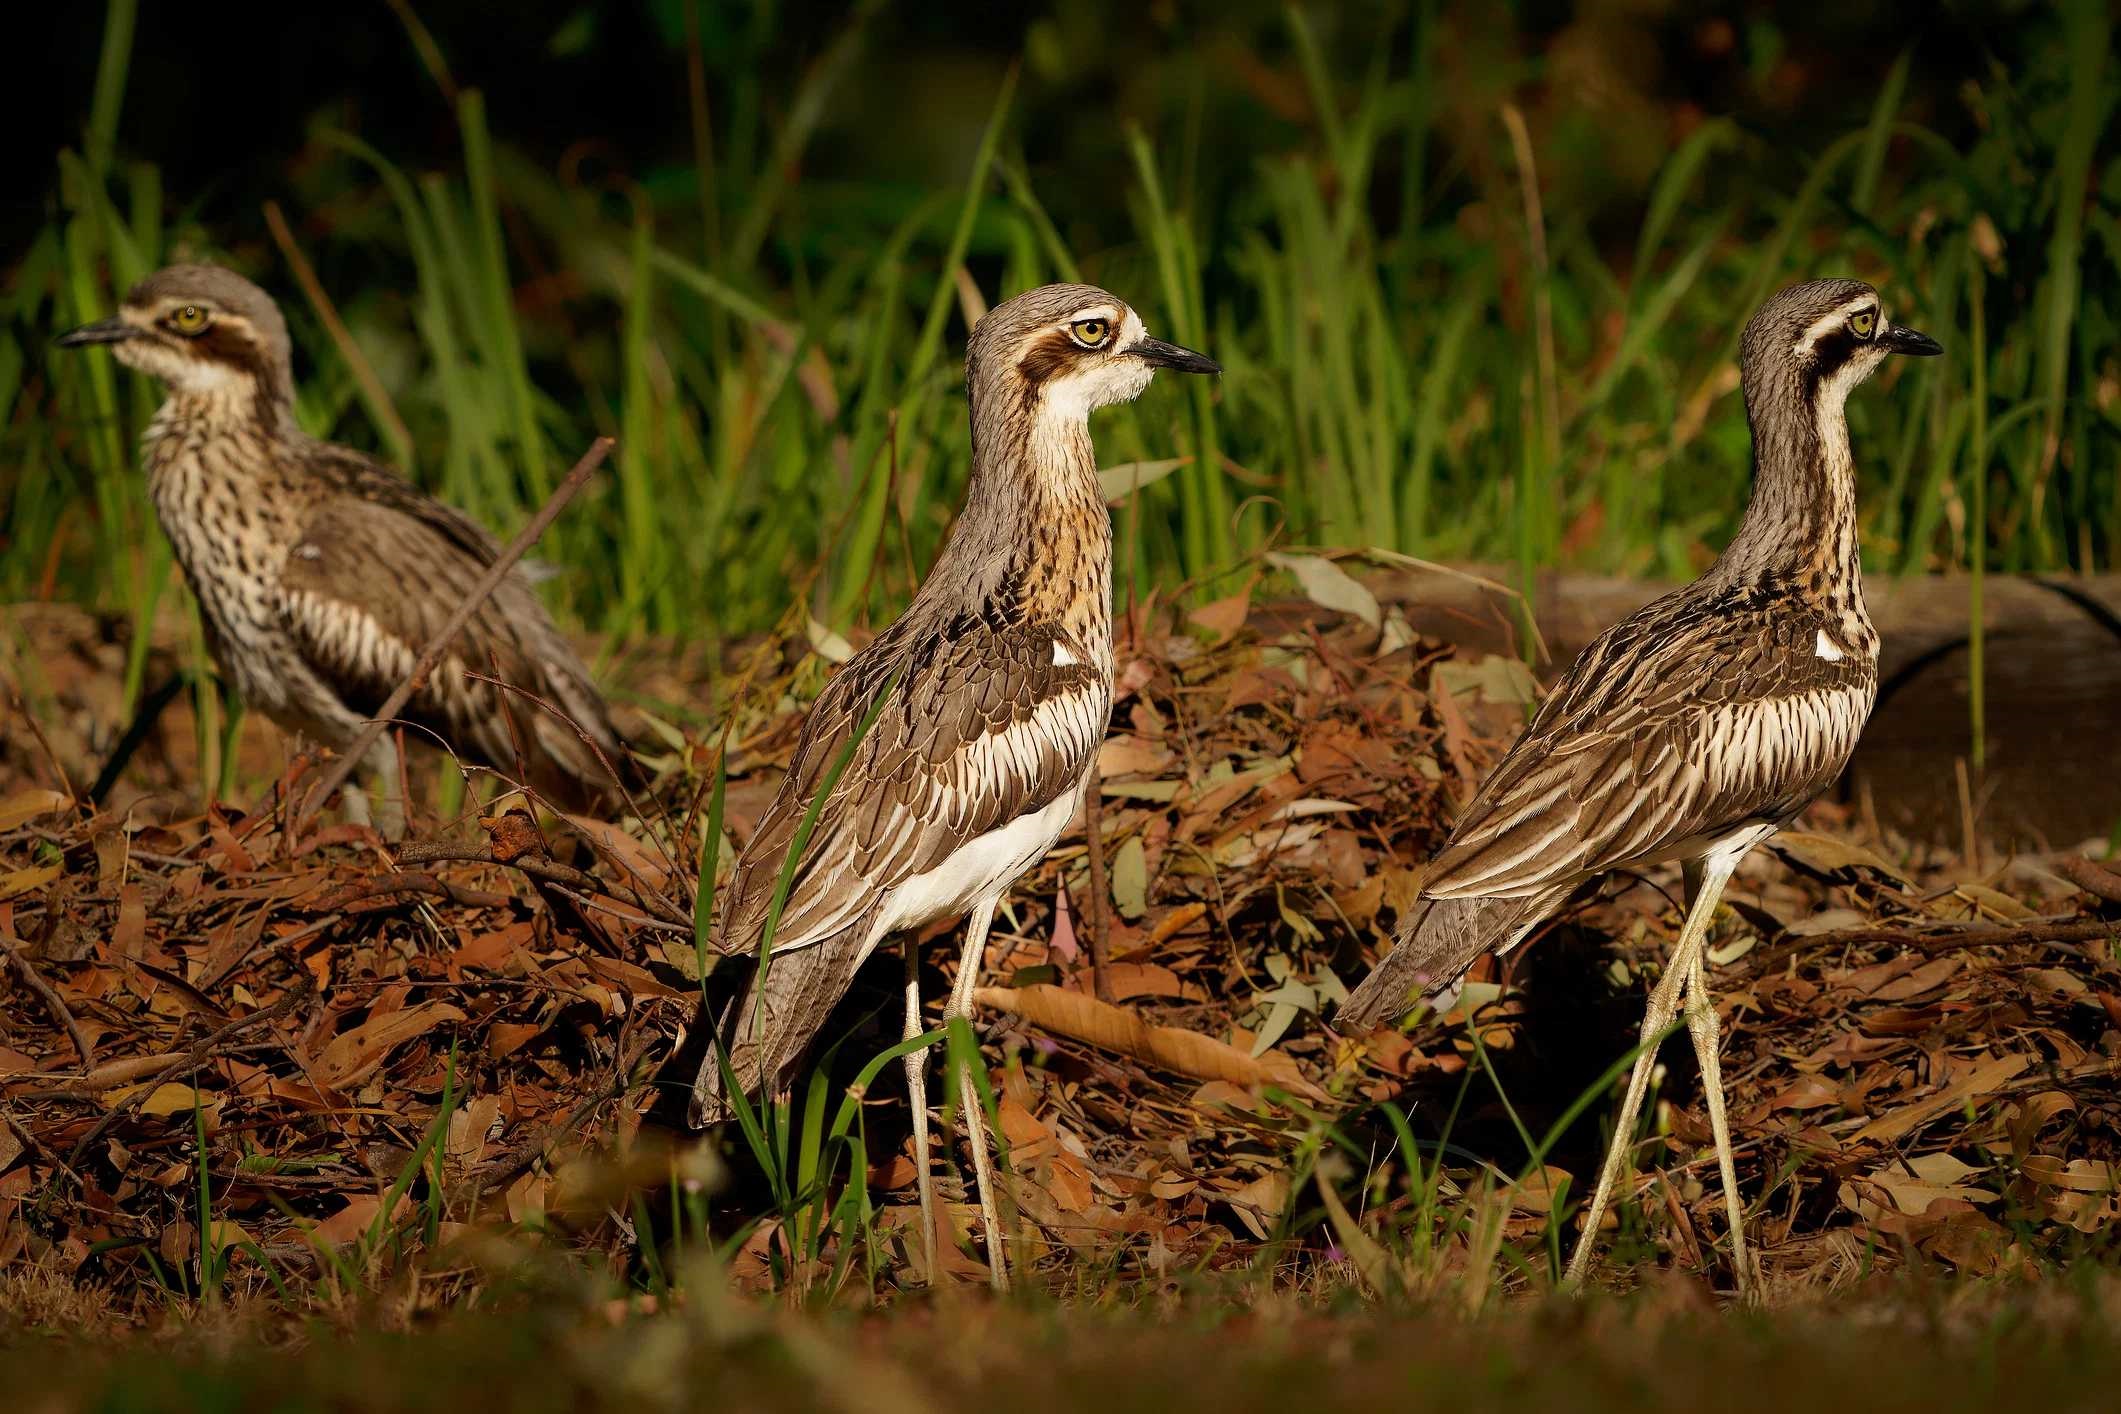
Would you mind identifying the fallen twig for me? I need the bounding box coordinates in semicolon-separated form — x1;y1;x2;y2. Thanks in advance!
2;924;94;1073
2056;855;2121;907
294;437;614;830
395;839;690;928
67;984;311;1169
1081;767;1114;1002
1750;915;2119;975
310;871;515;915
460;1013;657;1201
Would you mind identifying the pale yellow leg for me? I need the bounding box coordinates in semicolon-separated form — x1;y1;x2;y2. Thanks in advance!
1684;912;1755;1298
947;897;1008;1292
1565;853;1734;1289
901;935;937;1285
370;734;407;841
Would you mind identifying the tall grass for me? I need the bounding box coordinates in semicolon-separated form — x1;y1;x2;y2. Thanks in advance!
4;3;2115;677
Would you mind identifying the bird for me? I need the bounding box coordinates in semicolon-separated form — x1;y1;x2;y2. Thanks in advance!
686;283;1219;1289
1337;279;1940;1295
57;263;635;824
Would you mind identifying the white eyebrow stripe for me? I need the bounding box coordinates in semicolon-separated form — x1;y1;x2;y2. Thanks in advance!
1792;297;1881;357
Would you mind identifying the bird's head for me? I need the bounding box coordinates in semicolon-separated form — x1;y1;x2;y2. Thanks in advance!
965;282;1218;430
1741;278;1941;416
57;263;294;406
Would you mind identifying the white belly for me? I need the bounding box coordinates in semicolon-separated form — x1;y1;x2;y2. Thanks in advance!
871;786;1081;946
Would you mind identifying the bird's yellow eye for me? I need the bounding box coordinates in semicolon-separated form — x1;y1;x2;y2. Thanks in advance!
1850;309;1876;339
1069;318;1111;348
169;305;210;335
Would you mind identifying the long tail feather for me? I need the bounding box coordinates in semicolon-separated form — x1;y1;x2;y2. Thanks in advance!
1337;894;1537;1030
687;904;882;1128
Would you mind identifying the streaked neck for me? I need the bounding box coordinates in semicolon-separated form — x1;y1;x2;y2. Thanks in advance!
1717;372;1858;579
925;403;1112;654
1712;363;1873;651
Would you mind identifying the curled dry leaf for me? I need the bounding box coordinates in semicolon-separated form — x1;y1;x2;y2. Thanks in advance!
973;984;1329;1102
311;1001;465;1090
1266;552;1381;629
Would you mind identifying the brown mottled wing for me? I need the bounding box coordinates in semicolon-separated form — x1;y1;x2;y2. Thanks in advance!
1340;584;1875;1026
688;616;1109;1122
275;443;631;811
716;616;1108;961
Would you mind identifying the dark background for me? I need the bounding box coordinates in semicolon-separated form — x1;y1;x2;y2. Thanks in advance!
5;1;2023;268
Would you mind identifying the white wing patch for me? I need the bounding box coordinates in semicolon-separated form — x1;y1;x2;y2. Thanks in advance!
750;678;1109;960
876;787;1080;949
1815;629;1844;662
1052;638;1081;667
1699;686;1871;801
280;588;472;729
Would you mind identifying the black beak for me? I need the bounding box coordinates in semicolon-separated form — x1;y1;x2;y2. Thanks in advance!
55;317;137;349
1128;336;1220;375
1879;322;1943;357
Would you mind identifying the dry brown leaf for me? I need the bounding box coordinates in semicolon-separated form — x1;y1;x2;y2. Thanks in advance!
1772;830;1915;885
1847;1053;2027;1146
1189;588;1252;641
1870;956;1962;1002
1860;1153;1998;1214
1101;962;1208;1003
312;1001;465;1089
1097;735;1172;777
973;984;1328;1101
105;1082;217;1118
0;864;59;902
2021;1155;2119;1191
1768;1074;1841;1111
0;790;69;832
1222;1171;1289;1240
565;815;673;894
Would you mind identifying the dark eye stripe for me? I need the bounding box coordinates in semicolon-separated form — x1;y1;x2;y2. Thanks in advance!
1017;329;1080;386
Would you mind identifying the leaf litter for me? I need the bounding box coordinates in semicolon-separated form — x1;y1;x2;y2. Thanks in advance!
0;580;2117;1314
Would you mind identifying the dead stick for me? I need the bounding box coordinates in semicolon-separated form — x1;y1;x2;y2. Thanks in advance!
460;1015;654;1200
295;438;613;830
310;871;514;914
1749;917;2118;975
395;840;691;928
1811;920;2116;949
11;689;84;817
66;984;310;1168
2057;856;2121;907
1081;766;1114;1002
1;930;94;1073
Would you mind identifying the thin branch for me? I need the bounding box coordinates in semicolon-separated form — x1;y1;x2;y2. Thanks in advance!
1;929;94;1072
67;984;311;1168
394;840;691;929
2056;855;2121;907
294;438;614;831
10;689;85;817
1748;916;2119;975
1082;767;1114;1002
309;871;514;914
